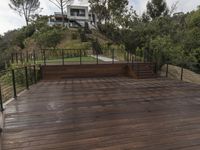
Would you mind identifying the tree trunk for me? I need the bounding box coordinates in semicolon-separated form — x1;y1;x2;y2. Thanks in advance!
61;0;65;27
25;15;29;26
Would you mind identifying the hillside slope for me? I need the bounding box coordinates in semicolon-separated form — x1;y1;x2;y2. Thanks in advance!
57;28;113;50
161;64;200;84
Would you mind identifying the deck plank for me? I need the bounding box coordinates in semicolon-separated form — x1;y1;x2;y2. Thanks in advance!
1;77;200;150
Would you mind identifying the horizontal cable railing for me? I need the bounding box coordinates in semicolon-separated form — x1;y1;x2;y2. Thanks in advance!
162;61;200;81
10;49;136;66
0;65;42;111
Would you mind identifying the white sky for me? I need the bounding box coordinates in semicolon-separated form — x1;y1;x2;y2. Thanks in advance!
0;0;199;35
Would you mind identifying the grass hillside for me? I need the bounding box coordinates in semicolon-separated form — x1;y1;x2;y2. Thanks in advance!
161;64;200;84
58;29;91;49
57;28;113;50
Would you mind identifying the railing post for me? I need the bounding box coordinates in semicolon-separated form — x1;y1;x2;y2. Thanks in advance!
33;50;36;65
0;84;4;112
33;65;37;84
11;53;14;64
154;62;157;74
96;52;99;65
26;51;29;63
43;50;46;66
16;53;18;64
12;69;17;98
62;49;64;65
181;65;184;81
130;53;132;63
137;63;140;78
20;53;23;64
131;55;134;70
25;67;29;90
40;65;43;80
166;63;169;78
127;52;129;63
80;49;82;65
22;53;24;63
112;49;114;64
132;55;134;65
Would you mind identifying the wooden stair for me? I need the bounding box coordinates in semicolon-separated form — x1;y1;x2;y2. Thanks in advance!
128;63;156;79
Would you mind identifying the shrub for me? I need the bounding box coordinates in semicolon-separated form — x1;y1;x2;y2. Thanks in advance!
71;32;78;40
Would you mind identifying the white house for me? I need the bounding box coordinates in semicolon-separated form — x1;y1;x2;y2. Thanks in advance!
48;5;97;29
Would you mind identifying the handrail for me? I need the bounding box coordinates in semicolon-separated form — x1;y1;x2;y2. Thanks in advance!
164;61;200;81
10;49;114;66
41;48;89;51
0;64;42;111
0;64;41;73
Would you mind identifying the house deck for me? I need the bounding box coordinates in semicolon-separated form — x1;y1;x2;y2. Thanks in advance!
1;77;200;150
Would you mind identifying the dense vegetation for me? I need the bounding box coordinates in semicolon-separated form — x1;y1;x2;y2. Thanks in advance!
0;0;199;73
89;0;200;72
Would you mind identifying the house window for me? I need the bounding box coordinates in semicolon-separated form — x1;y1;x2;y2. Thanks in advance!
70;9;86;17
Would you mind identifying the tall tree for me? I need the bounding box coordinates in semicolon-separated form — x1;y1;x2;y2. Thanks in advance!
89;0;128;24
49;0;72;27
146;0;169;19
9;0;41;26
89;0;110;24
108;0;129;21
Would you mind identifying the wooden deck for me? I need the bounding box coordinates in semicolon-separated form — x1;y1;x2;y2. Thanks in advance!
1;77;200;150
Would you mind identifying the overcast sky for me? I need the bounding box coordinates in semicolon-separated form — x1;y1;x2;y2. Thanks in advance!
0;0;199;35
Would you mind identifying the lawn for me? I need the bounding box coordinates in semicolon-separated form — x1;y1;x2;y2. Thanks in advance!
36;56;97;64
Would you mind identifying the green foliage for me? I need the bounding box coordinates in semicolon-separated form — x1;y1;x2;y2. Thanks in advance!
89;0;129;24
34;28;64;49
89;0;110;23
187;10;200;28
92;39;102;54
146;0;169;19
79;29;88;42
98;23;121;44
9;0;41;25
33;15;49;31
108;0;129;20
71;32;78;40
1;0;200;74
97;4;200;72
84;22;92;34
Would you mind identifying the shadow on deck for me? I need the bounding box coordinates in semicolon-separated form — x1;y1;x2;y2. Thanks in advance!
1;77;200;149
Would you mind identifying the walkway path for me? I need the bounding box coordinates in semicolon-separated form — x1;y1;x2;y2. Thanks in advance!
91;55;118;62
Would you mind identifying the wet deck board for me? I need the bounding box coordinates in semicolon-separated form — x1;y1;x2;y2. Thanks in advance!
1;77;200;150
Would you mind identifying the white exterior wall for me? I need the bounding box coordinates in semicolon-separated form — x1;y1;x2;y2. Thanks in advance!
48;5;97;29
67;5;89;21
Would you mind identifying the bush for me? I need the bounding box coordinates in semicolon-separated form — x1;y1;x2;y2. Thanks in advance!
71;32;78;40
92;39;103;54
34;28;64;49
79;29;88;42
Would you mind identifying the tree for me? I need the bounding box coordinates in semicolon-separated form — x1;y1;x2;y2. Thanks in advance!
89;0;110;24
34;28;64;49
146;0;169;19
89;0;129;24
49;0;72;27
184;9;200;65
9;0;41;26
108;0;129;21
